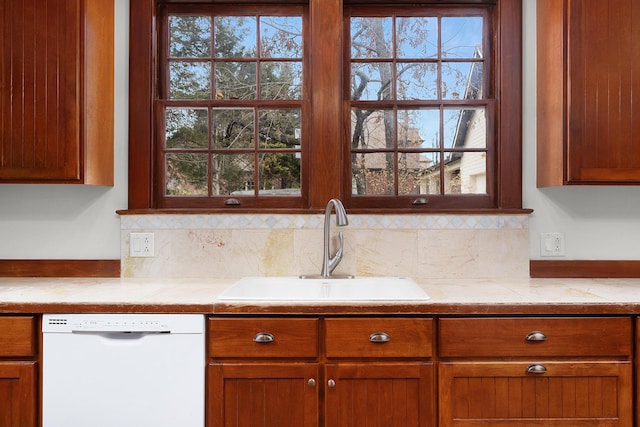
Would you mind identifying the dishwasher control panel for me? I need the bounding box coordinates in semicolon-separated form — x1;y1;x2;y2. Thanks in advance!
43;314;204;334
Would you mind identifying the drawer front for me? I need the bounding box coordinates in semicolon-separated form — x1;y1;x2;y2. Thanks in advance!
439;317;632;358
325;318;433;358
208;318;319;358
439;361;632;427
0;316;36;357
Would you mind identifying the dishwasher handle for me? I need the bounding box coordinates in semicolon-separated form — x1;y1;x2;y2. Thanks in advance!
71;330;171;334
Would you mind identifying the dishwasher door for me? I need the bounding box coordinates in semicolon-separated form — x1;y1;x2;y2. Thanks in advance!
42;314;205;427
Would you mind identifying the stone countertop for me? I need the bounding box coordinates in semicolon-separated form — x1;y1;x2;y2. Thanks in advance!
0;277;639;315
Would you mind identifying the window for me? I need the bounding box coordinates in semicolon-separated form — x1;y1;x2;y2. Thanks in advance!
128;0;523;212
346;7;492;209
158;5;307;209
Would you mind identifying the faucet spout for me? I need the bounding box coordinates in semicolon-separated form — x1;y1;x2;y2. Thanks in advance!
321;198;348;278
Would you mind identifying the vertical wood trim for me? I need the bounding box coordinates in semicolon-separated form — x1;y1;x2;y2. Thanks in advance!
0;260;120;277
309;0;343;208
83;0;114;185
128;0;155;208
536;0;565;187
497;0;523;208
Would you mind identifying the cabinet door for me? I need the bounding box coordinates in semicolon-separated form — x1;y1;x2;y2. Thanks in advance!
439;361;633;427
0;362;37;427
537;0;640;186
325;363;435;427
566;0;640;183
0;0;113;184
208;363;318;427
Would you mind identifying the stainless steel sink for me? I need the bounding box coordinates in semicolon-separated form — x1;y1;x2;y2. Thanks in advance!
218;276;430;301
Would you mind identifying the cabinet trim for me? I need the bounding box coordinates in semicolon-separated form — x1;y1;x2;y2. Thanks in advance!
530;260;640;278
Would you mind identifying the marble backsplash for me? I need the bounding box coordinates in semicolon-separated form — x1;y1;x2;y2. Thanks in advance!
120;214;530;279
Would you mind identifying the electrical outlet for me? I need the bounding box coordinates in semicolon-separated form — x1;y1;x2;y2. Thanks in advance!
540;232;565;257
130;232;155;257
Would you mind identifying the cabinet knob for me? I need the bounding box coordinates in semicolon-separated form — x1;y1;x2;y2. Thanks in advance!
253;332;275;343
369;332;391;343
327;379;336;388
308;378;316;387
526;364;547;374
525;331;547;342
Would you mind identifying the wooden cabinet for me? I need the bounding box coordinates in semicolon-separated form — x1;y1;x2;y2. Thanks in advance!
438;317;633;427
0;0;114;185
207;316;435;427
207;317;320;427
0;316;37;427
324;318;435;427
637;317;640;427
537;0;640;186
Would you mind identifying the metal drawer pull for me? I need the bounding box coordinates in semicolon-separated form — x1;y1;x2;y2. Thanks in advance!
253;332;275;343
526;364;547;374
308;378;316;387
369;332;391;343
526;331;547;342
327;379;336;388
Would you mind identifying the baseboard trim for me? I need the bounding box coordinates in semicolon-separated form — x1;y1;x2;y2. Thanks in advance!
530;260;640;278
0;260;120;278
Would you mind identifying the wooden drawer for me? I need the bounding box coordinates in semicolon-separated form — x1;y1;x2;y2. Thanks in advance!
0;316;37;357
325;318;433;358
439;317;632;358
208;317;319;359
439;360;632;427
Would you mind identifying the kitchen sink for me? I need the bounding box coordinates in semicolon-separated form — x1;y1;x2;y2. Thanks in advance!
217;276;430;301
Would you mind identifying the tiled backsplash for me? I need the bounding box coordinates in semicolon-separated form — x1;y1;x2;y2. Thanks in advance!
120;214;529;278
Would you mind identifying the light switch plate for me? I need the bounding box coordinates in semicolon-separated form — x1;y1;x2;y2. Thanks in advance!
540;232;565;257
130;232;155;257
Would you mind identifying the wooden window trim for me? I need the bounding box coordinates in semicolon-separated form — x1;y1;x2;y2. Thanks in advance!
127;0;523;212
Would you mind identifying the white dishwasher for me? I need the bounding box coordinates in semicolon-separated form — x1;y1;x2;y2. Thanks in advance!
42;313;205;427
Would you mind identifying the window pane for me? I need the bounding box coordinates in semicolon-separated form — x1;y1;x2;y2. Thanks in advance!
169;61;211;100
260;62;302;100
398;152;428;195
351;152;394;195
166;153;208;196
215;16;256;58
260;16;303;58
351;63;393;101
258;109;301;149
397;63;437;100
212;153;254;195
397;17;437;59
212;109;254;149
398;109;439;149
351;109;395;150
165;108;209;149
351;17;393;59
169;16;211;58
441;17;483;59
258;153;301;194
418;152;441;195
215;62;257;100
443;107;486;150
442;62;482;100
445;151;486;195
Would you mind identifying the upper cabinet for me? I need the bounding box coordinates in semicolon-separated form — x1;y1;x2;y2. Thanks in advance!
537;0;640;187
0;0;114;185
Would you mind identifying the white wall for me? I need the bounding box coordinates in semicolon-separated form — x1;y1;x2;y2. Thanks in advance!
1;0;639;262
522;0;640;260
0;0;129;259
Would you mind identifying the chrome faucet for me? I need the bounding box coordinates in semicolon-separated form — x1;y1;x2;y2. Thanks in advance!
321;198;349;278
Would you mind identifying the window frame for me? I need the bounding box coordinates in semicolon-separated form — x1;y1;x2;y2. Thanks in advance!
156;4;310;209
127;0;523;213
